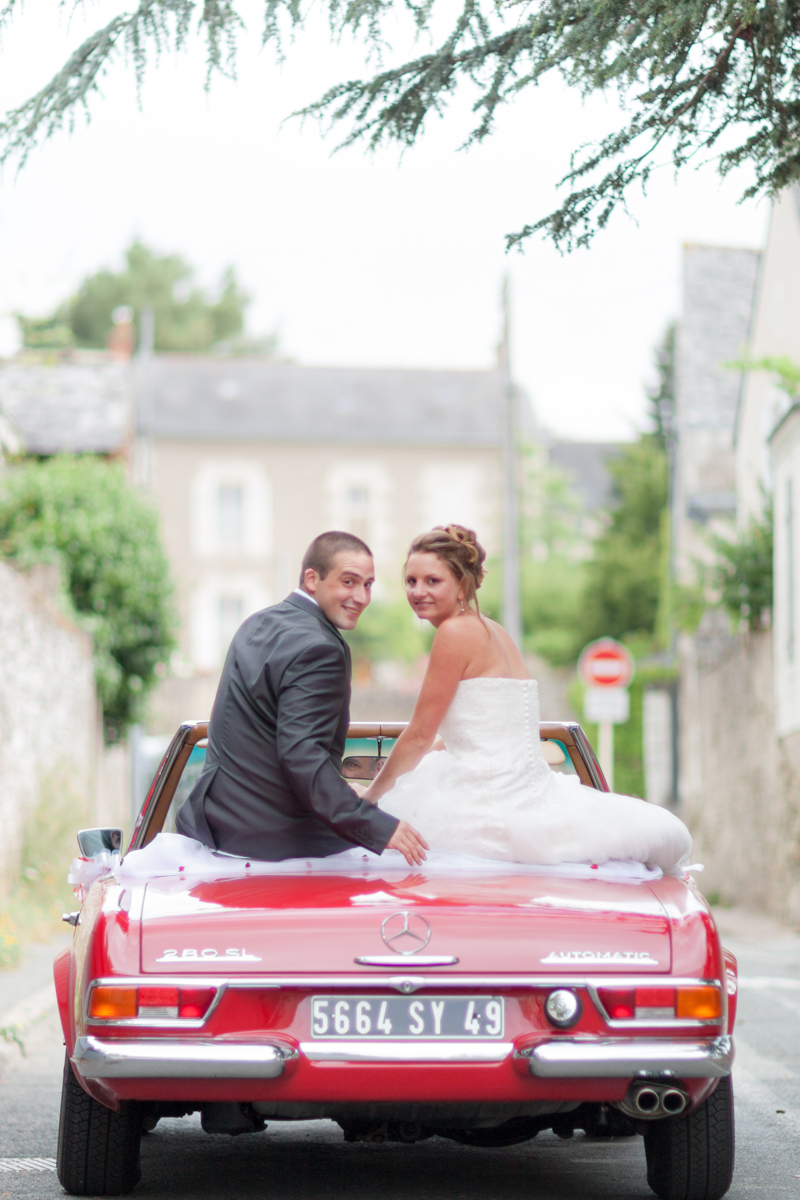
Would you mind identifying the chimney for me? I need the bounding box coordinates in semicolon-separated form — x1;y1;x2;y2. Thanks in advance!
107;305;136;360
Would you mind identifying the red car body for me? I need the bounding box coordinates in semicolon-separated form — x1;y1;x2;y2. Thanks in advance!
54;720;737;1199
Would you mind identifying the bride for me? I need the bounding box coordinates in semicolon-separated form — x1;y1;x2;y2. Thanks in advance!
363;524;692;872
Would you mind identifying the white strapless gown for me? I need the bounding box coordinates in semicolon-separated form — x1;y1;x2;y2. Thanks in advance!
380;678;692;871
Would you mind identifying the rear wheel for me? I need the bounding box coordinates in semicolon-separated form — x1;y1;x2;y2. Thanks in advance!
57;1052;142;1195
644;1075;735;1200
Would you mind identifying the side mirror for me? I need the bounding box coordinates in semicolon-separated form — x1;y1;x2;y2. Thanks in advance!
77;828;123;858
341;756;386;781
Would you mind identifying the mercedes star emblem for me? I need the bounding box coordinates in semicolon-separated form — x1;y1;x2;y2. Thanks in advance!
380;911;432;955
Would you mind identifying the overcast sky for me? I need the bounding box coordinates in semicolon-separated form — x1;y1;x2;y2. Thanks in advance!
0;0;769;439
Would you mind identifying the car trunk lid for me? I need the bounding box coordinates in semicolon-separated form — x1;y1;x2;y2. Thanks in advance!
139;870;672;974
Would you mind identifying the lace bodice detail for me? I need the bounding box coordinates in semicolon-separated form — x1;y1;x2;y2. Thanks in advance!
439;678;551;790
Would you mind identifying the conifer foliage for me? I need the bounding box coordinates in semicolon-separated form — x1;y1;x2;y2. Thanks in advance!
1;0;799;248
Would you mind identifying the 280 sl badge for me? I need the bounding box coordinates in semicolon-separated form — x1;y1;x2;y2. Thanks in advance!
541;950;659;965
156;948;262;962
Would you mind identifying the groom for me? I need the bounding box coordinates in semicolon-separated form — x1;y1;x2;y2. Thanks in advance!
176;531;427;864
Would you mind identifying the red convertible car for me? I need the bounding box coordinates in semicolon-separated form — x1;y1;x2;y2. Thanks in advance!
55;720;736;1200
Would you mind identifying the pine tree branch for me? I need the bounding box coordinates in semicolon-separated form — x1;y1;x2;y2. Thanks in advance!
0;0;197;167
1;0;799;250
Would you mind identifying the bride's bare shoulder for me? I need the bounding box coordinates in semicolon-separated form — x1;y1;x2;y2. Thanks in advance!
432;613;489;649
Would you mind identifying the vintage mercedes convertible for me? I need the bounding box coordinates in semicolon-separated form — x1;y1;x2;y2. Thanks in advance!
55;720;736;1200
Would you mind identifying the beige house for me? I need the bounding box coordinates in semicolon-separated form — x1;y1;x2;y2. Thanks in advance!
133;357;509;731
737;189;800;524
673;243;760;584
672;204;800;919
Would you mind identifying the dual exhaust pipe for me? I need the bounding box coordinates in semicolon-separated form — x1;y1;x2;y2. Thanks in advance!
618;1080;689;1120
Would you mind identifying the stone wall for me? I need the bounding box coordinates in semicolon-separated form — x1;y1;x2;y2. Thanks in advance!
680;619;800;922
0;562;97;894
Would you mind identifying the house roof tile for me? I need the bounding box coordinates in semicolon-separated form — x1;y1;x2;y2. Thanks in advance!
137;358;508;445
0;361;131;454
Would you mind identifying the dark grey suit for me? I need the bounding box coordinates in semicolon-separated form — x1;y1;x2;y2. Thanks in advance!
176;591;398;860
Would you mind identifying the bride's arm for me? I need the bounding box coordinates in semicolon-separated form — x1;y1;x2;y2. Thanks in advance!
362;621;470;803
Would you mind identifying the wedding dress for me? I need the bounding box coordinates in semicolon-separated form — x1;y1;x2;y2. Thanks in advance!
380;678;691;871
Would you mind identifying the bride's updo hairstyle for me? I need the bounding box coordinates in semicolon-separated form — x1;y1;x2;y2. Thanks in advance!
405;525;487;611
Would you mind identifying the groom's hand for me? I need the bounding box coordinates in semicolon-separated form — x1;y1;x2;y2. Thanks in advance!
386;821;429;866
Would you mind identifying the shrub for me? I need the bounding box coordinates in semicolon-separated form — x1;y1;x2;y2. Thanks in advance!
0;456;176;740
712;503;773;632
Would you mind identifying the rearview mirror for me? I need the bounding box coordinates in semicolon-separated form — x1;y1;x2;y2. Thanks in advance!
342;756;386;781
541;740;566;766
77;828;123;858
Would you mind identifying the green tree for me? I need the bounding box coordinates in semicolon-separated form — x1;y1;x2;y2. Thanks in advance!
481;554;585;667
17;314;74;351
736;354;800;401
0;457;176;740
521;448;585;561
55;241;250;352
2;1;799;249
578;437;668;645
647;324;676;455
345;598;431;664
712;501;773;632
520;559;585;665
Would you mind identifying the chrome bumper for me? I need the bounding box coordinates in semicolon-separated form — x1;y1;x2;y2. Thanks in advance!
301;1041;513;1063
72;1037;297;1079
521;1035;734;1079
72;1033;733;1080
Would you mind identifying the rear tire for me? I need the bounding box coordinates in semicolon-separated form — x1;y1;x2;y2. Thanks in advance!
57;1052;142;1195
644;1075;735;1200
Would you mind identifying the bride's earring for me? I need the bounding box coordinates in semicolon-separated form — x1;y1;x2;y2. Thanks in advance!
461;600;466;613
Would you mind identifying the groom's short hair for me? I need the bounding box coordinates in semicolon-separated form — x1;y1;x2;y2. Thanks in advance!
300;531;373;583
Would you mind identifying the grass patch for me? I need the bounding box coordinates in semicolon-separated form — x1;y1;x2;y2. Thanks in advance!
0;1027;26;1056
0;766;87;970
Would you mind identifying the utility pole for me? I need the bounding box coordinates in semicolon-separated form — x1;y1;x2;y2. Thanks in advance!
499;276;522;647
132;305;155;490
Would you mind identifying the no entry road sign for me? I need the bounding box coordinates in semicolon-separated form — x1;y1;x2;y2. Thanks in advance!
578;638;635;690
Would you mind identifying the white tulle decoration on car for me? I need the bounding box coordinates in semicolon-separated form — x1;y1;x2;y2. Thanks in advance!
107;831;665;885
67;852;118;903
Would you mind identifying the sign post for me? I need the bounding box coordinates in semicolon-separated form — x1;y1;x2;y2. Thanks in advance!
577;638;635;790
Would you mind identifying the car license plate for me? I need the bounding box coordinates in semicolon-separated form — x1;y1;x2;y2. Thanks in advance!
310;995;504;1039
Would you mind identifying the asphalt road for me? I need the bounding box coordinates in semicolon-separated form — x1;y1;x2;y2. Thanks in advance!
0;909;798;1200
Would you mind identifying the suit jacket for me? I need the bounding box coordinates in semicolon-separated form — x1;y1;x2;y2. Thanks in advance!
175;591;399;860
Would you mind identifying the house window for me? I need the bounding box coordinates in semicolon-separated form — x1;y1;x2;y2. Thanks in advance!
324;463;391;564
219;594;244;661
191;460;272;559
348;486;369;509
346;485;370;542
420;463;485;534
190;575;271;672
218;485;244;549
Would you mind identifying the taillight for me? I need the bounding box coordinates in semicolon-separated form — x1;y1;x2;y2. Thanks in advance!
138;986;179;1018
635;987;676;1019
676;986;723;1020
89;987;137;1019
598;985;722;1022
178;988;216;1019
599;989;636;1019
89;985;215;1021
